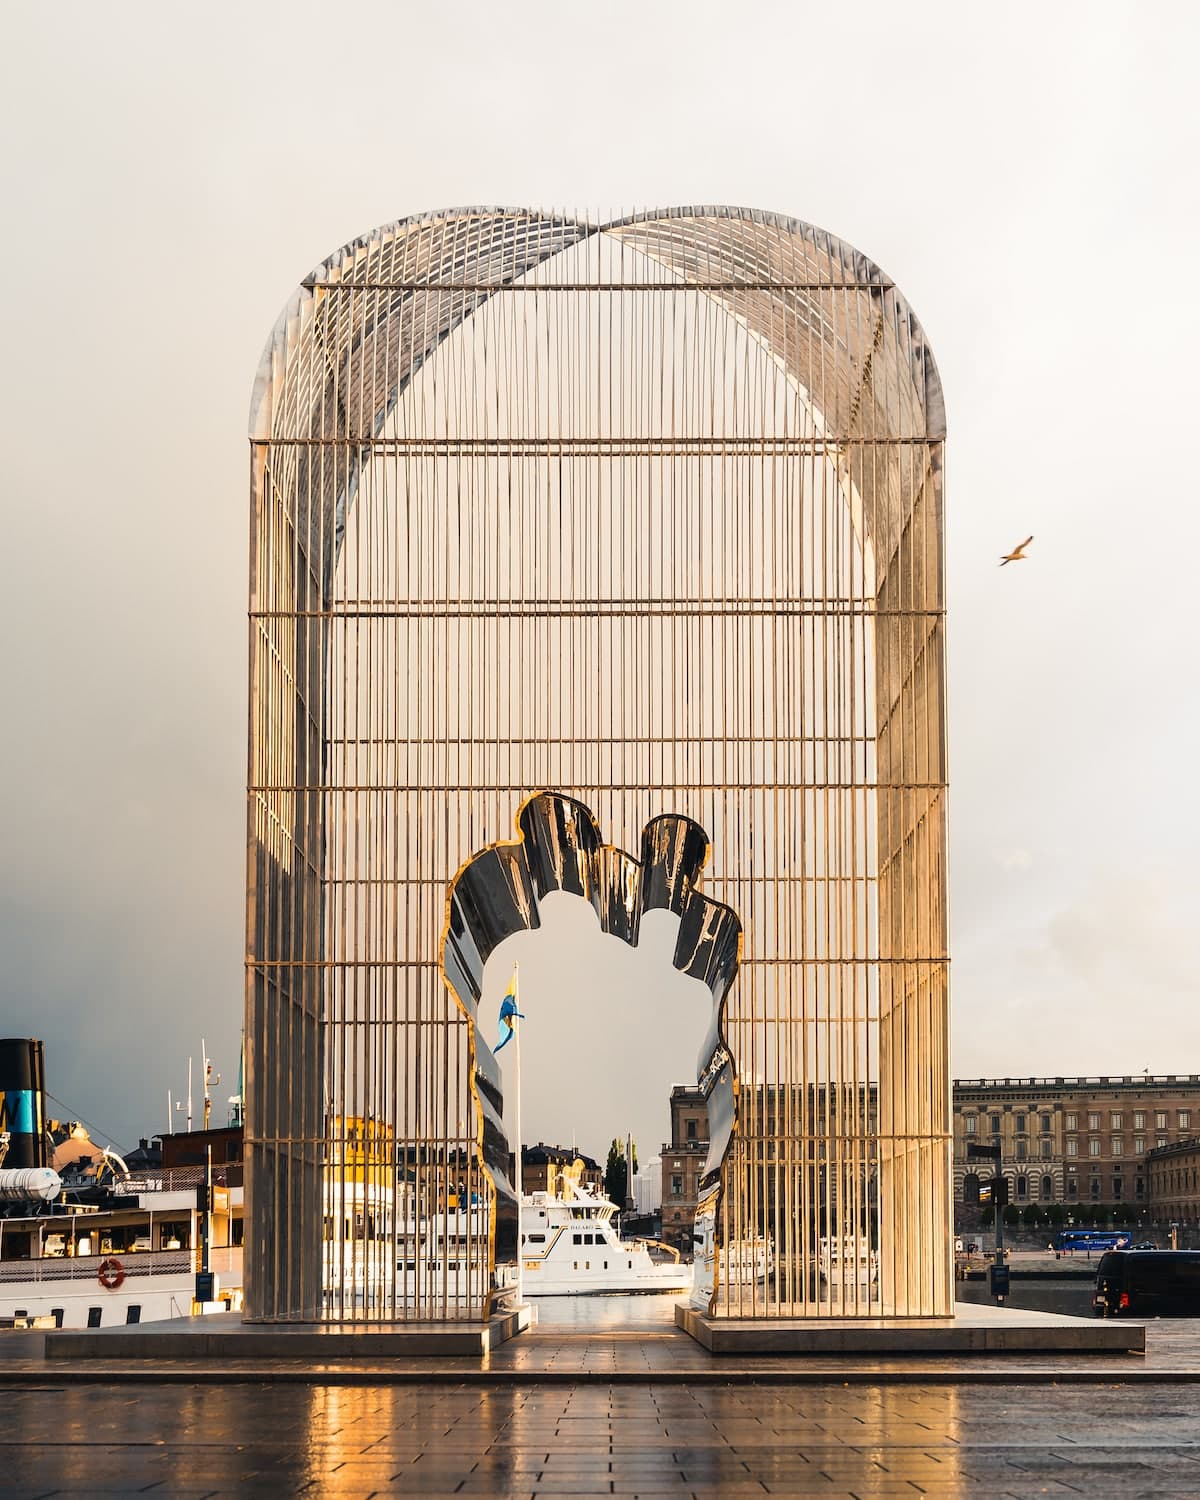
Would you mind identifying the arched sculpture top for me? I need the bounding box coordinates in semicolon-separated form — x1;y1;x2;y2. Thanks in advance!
250;205;944;574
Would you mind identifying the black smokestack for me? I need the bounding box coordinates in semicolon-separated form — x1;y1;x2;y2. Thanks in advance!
0;1038;46;1169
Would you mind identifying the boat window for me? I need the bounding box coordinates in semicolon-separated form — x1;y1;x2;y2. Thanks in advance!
573;1233;582;1244
628;1260;633;1269
87;1307;102;1328
51;1308;64;1328
125;1306;141;1324
527;1233;546;1243
604;1261;608;1270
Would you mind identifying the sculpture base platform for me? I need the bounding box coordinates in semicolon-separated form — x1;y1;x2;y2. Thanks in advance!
676;1300;1145;1355
47;1305;533;1360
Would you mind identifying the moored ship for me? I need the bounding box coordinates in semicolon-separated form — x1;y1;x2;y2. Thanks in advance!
519;1181;690;1296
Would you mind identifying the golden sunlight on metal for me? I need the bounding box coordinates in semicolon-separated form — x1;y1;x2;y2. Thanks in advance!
245;207;949;1323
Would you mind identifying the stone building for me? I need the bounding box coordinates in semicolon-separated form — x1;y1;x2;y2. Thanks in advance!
661;1087;709;1249
660;1082;879;1250
1146;1137;1200;1228
508;1143;602;1197
954;1076;1200;1218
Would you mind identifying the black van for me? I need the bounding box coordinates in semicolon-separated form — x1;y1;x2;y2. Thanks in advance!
1093;1250;1200;1317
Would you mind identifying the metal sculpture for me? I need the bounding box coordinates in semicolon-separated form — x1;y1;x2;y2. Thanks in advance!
245;207;949;1323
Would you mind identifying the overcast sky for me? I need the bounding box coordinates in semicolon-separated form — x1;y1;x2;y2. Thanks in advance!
1;1;1197;1164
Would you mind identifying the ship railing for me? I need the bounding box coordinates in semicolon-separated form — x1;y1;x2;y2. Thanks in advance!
0;1249;193;1284
117;1166;237;1193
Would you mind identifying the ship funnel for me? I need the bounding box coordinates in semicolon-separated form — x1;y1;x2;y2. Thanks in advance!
0;1038;47;1169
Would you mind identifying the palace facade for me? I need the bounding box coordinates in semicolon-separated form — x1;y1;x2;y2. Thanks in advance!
953;1076;1200;1216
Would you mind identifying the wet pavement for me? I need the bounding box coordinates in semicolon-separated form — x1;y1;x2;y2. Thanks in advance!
5;1378;1200;1497
5;1299;1200;1496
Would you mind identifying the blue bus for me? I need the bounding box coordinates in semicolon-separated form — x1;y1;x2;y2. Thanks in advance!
1053;1228;1132;1253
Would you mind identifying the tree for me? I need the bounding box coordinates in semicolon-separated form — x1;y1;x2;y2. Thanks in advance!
1046;1204;1066;1227
1003;1204;1021;1227
604;1137;638;1205
1113;1202;1135;1225
1021;1204;1043;1230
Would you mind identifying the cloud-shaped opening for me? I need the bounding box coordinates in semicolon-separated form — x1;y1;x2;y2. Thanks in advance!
439;790;741;1266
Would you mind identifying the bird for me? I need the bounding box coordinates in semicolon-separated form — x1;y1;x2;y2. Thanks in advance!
1000;535;1034;566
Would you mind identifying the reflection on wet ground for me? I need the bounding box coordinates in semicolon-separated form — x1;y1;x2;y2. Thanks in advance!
529;1292;681;1328
533;1282;1103;1324
6;1377;1200;1497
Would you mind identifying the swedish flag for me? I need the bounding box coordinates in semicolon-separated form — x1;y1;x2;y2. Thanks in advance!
495;967;525;1053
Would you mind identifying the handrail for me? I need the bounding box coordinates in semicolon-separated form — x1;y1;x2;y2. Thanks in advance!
0;1249;193;1284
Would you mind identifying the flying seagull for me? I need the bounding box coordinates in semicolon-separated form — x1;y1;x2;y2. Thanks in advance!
1000;535;1033;566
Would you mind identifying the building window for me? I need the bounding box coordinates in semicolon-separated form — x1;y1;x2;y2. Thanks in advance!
1088;1138;1101;1157
1016;1141;1027;1161
1112;1137;1123;1157
1136;1177;1145;1199
1066;1176;1078;1198
1088;1112;1101;1130
1134;1136;1145;1155
1180;1111;1191;1130
1156;1112;1168;1129
964;1114;977;1136
1157;1135;1168;1148
1066;1113;1078;1131
1040;1139;1052;1159
989;1114;1001;1133
1112;1179;1123;1202
1015;1113;1026;1134
1041;1174;1054;1201
1090;1179;1101;1199
963;1172;980;1205
670;1175;683;1197
1110;1112;1123;1130
1040;1114;1052;1134
1066;1138;1078;1157
1016;1175;1028;1199
1134;1111;1146;1130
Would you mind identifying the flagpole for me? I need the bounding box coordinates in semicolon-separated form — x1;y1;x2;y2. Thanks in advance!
512;962;524;1307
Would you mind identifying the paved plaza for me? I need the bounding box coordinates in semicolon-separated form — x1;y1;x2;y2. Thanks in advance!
5;1309;1200;1498
4;1375;1200;1498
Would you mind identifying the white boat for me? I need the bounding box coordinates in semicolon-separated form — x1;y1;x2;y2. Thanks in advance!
0;1164;242;1330
519;1182;691;1295
819;1234;878;1286
690;1220;774;1299
325;1178;687;1307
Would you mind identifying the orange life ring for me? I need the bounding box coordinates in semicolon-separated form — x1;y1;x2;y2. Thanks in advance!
98;1256;125;1290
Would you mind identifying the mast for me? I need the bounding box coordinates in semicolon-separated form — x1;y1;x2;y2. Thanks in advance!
513;963;524;1307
